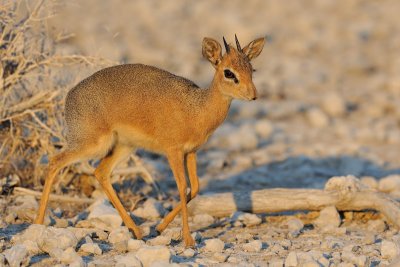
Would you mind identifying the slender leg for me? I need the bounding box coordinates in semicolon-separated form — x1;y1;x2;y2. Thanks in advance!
156;152;199;233
35;150;85;224
93;145;142;239
164;150;195;247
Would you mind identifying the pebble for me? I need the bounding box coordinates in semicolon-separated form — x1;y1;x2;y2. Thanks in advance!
114;240;129;253
269;258;284;267
341;251;367;266
302;260;320;267
286;218;304;236
13;195;38;222
321;92;347;117
193;213;214;228
108;226;132;244
233;212;262;227
59;247;84;266
204;238;225;253
378;175;400;193
367;219;386;233
37;227;78;253
12;224;46;245
80;243;102;255
115;252;142;267
285;251;298;267
212;252;228;262
3;244;28;267
147;235;171;246
254;119;274;138
381;240;399;259
87;199;122;230
162;227;182;241
242;240;262;252
132;198;166;219
313;206;341;229
135;246;171;267
360;176;378;189
306;107;329;128
182;248;196;258
128;239;145;252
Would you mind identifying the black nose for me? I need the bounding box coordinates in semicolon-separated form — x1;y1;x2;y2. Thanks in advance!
252;96;257;100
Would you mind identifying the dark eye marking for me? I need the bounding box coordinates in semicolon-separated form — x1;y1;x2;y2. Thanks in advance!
224;69;239;83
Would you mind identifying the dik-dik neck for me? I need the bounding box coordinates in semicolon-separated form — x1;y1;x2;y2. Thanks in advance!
198;77;232;134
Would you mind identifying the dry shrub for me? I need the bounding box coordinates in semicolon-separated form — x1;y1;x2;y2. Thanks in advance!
0;0;106;187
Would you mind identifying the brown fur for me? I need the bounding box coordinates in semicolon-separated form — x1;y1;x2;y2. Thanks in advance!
35;36;265;247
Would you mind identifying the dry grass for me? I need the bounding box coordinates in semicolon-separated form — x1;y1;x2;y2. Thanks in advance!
0;0;105;187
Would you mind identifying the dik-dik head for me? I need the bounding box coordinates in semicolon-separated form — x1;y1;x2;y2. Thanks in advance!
202;35;265;101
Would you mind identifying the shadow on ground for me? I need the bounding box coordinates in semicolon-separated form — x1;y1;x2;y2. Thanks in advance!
204;155;400;193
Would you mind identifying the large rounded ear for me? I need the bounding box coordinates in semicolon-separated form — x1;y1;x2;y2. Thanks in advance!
242;37;265;61
202;37;222;68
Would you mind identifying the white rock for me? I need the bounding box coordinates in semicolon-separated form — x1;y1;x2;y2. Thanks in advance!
204;238;225;253
313;206;341;229
108;226;132;244
368;219;386;232
13;195;38;222
341;251;367;267
285;251;298;267
37;227;78;253
12;224;46;245
80;243;102;255
306;107;329;128
136;246;171;267
147;235;171;246
128;239;145;252
242;240;262;252
286;218;304;233
302;261;320;267
234;212;262;227
133;198;166;219
381;240;399;259
212;252;228;262
21;240;41;255
321;92;346;117
87;199;122;230
115;252;142;267
60;247;84;266
3;244;28;267
182;248;196;258
254;119;274;138
269;258;284;267
162;227;181;241
193;213;214;228
378;175;400;193
360;176;378;190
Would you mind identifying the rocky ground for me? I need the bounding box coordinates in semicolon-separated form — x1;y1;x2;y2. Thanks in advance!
2;0;400;266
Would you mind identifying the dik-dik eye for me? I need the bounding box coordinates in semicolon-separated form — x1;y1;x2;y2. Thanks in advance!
224;69;239;83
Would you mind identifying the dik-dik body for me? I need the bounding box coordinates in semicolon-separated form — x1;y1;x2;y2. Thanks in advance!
35;35;265;247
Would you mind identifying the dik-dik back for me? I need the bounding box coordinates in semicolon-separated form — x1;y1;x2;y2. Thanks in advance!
65;64;210;154
35;35;265;247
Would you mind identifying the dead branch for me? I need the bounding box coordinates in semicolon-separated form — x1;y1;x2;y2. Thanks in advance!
13;186;95;204
188;176;400;228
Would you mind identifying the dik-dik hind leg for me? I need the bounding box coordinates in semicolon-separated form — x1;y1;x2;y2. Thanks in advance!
166;150;195;247
93;145;142;239
156;152;199;233
35;149;89;224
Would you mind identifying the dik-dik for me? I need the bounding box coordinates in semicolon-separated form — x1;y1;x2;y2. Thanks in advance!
35;35;265;247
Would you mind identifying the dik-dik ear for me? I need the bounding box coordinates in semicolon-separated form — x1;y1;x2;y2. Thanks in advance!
242;37;265;61
202;37;222;68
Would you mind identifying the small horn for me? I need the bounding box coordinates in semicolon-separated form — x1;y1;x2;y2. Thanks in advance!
223;36;230;53
235;34;242;52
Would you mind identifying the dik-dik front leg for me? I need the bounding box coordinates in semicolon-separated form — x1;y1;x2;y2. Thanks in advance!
156;152;199;233
166;150;195;247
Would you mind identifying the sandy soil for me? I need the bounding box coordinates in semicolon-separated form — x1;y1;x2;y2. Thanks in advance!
2;0;400;266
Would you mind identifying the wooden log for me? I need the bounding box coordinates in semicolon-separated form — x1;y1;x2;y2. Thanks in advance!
187;176;400;228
